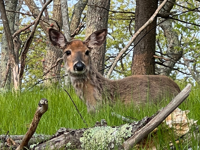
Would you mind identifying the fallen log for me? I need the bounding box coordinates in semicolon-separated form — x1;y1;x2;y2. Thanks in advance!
0;84;192;150
33;84;192;150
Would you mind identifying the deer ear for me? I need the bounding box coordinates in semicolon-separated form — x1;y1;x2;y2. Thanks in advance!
49;29;67;48
85;29;107;48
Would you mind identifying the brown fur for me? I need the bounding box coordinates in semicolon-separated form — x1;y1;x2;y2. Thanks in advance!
49;29;181;112
70;64;180;112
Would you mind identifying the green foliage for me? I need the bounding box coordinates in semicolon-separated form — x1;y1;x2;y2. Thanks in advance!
156;0;200;81
105;0;135;79
19;25;47;89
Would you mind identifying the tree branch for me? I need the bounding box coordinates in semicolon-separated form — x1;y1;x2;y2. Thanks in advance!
123;84;192;150
70;0;88;33
106;0;168;78
12;21;35;38
16;99;48;150
42;56;63;77
19;0;53;80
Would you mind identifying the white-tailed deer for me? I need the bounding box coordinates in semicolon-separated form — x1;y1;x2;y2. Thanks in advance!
49;28;181;112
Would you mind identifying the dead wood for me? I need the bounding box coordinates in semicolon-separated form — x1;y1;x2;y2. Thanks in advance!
16;99;48;150
123;84;192;150
106;0;168;78
0;84;192;150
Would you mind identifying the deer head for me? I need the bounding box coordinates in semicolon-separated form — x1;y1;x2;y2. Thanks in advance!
49;28;107;77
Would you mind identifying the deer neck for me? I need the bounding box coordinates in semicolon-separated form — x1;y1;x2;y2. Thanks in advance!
69;64;106;102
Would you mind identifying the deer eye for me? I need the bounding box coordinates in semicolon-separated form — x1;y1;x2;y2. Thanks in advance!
85;50;90;56
65;50;71;56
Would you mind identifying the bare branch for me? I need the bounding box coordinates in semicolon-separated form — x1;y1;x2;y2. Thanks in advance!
27;74;68;91
71;22;85;37
70;0;88;33
16;99;48;150
87;4;135;14
123;84;192;150
106;0;168;78
154;55;173;61
43;56;63;77
63;89;88;127
39;0;49;19
12;21;35;38
19;0;53;80
170;17;200;27
156;61;190;75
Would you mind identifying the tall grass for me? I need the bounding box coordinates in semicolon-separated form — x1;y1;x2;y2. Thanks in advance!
0;84;200;149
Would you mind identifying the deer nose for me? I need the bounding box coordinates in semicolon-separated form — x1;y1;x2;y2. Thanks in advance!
74;61;85;71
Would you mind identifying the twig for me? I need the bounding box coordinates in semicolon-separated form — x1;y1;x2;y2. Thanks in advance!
111;112;135;123
87;4;135;14
71;22;85;37
19;0;53;80
123;84;192;150
27;74;68;91
153;55;172;61
156;61;191;75
43;56;63;77
106;0;168;78
12;21;35;38
63;89;88;127
16;99;48;150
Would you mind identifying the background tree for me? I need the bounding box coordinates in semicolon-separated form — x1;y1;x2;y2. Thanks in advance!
0;0;18;90
86;0;110;74
24;0;63;86
131;0;158;75
1;0;200;90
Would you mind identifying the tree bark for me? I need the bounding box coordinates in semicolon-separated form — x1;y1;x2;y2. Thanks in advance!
131;0;158;75
0;0;20;90
70;0;88;34
43;0;63;86
86;0;110;75
0;0;18;90
157;0;183;76
24;0;63;86
0;84;192;150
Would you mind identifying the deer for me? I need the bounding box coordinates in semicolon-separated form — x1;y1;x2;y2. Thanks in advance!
48;28;181;112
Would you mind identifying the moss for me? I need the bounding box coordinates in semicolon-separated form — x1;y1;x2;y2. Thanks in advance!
80;124;132;149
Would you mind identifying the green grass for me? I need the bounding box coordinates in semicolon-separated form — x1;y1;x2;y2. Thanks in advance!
0;84;200;149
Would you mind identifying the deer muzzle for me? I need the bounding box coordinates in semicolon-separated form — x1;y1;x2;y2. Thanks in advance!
74;61;85;72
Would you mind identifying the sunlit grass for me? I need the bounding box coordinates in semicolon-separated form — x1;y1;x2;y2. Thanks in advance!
0;84;199;149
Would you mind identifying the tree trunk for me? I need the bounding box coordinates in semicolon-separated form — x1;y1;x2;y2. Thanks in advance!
43;42;63;85
70;0;88;34
24;0;63;86
0;0;18;90
86;0;110;75
43;0;63;86
131;0;158;75
157;0;183;76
